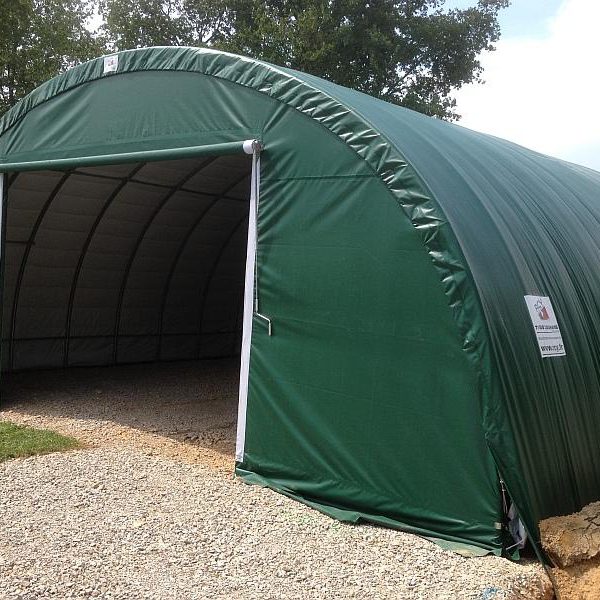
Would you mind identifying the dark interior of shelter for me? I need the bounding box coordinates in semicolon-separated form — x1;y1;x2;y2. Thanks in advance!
1;154;252;372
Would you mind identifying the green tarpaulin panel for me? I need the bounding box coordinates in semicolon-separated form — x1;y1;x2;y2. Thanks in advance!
1;47;599;557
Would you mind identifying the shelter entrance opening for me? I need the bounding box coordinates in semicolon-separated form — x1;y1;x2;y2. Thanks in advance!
0;151;254;465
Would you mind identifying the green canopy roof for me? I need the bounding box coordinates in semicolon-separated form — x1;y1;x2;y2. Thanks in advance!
1;47;599;558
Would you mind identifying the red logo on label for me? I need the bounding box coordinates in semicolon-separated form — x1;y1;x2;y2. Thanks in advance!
534;299;550;321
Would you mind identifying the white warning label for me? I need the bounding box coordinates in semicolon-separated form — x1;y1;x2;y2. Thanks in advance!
524;295;566;358
103;54;119;74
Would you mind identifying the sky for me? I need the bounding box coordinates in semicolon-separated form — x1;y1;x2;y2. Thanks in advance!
447;0;600;171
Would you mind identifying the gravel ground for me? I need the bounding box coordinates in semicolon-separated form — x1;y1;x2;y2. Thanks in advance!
0;360;239;472
0;360;552;599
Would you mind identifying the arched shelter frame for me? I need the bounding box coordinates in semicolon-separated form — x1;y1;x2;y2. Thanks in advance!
4;47;582;558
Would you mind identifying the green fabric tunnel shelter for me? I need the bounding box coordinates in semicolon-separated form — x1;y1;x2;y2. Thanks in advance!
1;47;600;557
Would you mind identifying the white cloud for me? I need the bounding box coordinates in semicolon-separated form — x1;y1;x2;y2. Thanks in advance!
454;0;600;171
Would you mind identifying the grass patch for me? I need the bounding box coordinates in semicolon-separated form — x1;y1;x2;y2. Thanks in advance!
0;421;80;462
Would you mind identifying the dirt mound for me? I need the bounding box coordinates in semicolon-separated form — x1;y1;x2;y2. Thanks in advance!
552;555;600;600
540;502;600;599
541;502;600;567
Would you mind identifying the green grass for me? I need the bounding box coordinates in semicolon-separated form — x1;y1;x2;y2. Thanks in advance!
0;421;80;462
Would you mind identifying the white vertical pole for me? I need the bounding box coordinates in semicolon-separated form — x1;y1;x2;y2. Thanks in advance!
236;146;260;462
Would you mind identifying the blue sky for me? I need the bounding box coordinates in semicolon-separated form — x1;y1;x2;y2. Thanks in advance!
492;0;564;38
446;0;564;38
447;0;600;171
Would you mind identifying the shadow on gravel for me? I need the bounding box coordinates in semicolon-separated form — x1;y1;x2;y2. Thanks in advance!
0;359;240;464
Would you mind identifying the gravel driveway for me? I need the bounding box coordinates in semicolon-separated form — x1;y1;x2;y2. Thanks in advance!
0;360;552;599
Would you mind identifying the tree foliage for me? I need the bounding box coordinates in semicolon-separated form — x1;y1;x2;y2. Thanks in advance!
100;0;509;120
98;0;231;49
219;0;509;119
2;0;509;121
0;0;102;114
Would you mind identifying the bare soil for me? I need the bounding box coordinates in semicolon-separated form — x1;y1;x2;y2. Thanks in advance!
552;555;600;600
541;502;600;568
540;502;600;599
0;359;239;473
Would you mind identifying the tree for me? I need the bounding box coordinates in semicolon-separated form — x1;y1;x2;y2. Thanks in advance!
98;0;231;49
220;0;510;120
100;0;510;121
0;0;102;114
